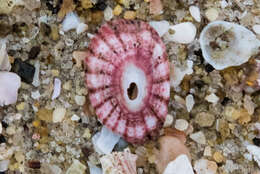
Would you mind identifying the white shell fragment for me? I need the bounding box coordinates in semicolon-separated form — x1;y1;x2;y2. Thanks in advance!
76;23;88;35
0;40;11;71
0;72;21;107
88;162;103;174
194;159;217;174
0;160;9;172
189;6;201;22
253;25;260;35
185;94;195;112
104;6;113;21
32;60;40;87
66;159;86;174
170;60;193;88
62;12;87;34
163;155;194;174
247;144;260;168
205;93;219;104
92;126;120;155
200;21;260;70
53;107;66;123
100;148;138;174
52;78;61;100
166;22;197;44
149;20;170;37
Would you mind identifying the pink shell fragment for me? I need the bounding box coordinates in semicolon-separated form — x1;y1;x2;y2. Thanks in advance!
85;19;170;143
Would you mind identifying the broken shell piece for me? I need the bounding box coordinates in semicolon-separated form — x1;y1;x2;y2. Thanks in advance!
0;72;21;106
163;155;194;174
100;148;138;174
247;144;260;168
66;159;86;174
166;22;197;44
52;78;61;100
253;25;260;35
92;126;121;155
85;19;170;143
200;21;260;70
194;159;217;174
88;162;103;174
62;12;87;34
170;60;193;88
0;40;11;71
185;94;195;112
155;135;191;174
189;6;201;22
149;21;170;37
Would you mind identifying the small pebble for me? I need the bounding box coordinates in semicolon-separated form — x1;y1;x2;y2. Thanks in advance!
63;81;72;90
16;102;25;111
163;114;174;127
12;58;35;84
253;138;260;146
0;135;6;144
0;123;2;134
83;128;92;139
167;22;196;44
113;5;122;16
205;64;214;73
213;151;225;163
194;159;217;174
31;90;41;100
220;0;228;8
204;146;212;157
253;25;260;35
75;95;86;106
28;46;40;59
81;0;93;9
205;93;219;104
195;112;215;127
189;6;201;22
6;125;16;135
175;119;189;131
0;40;11;71
71;114;80;121
94;1;107;11
104;6;113;21
205;8;219;21
28;161;41;169
66;159;86;174
53;107;66;123
124;11;136;20
185;94;195;112
190;131;206;144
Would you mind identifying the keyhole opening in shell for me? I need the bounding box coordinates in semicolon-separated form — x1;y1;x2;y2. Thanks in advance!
127;82;138;100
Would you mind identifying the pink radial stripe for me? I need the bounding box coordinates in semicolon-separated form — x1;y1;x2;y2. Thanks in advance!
89;88;113;107
85;52;115;74
85;19;170;143
151;81;170;100
85;73;112;89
